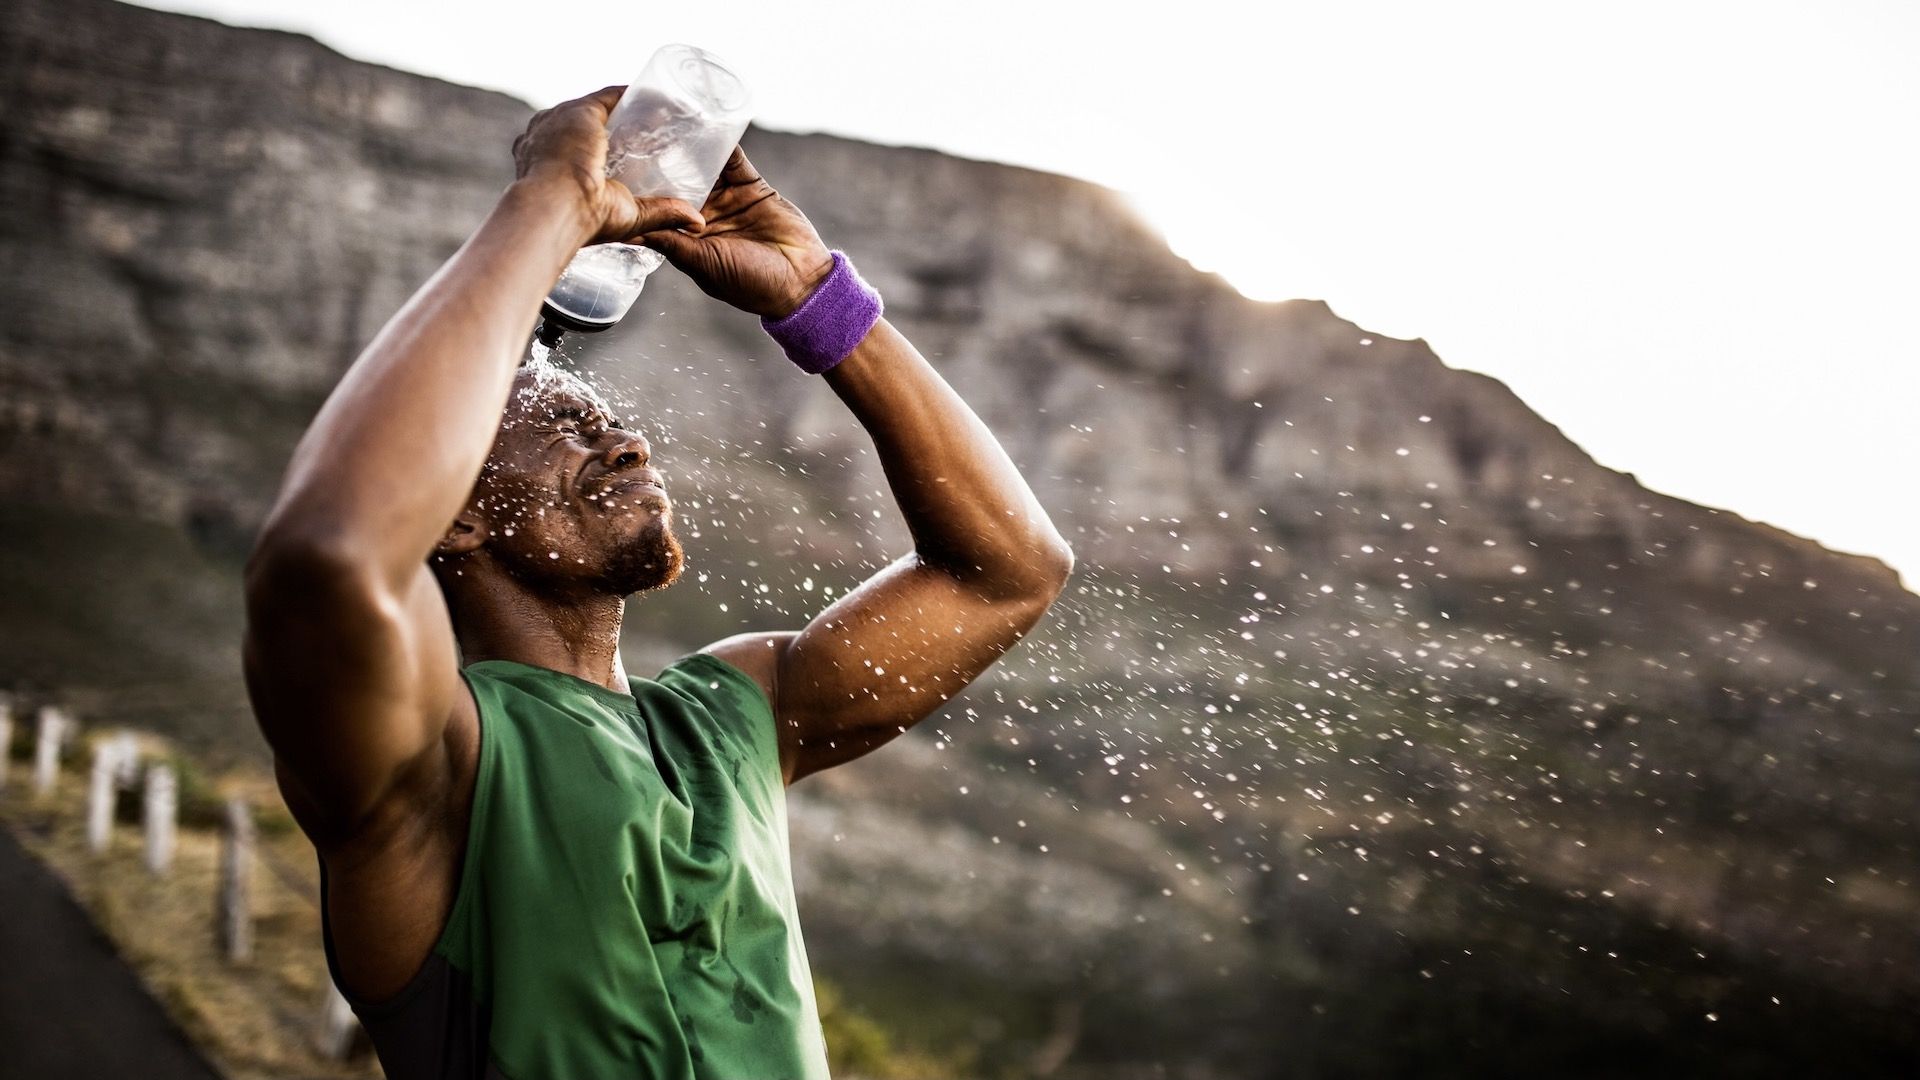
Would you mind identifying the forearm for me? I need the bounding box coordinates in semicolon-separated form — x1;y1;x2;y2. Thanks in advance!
633;149;1071;592
823;319;1073;595
257;179;590;584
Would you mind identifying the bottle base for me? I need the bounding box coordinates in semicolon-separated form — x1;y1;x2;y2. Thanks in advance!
538;301;621;337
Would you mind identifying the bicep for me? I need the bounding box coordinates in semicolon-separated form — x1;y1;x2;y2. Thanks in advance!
243;554;462;846
773;554;1058;782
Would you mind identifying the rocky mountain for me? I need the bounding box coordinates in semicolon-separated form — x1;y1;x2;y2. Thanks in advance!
3;1;1916;1076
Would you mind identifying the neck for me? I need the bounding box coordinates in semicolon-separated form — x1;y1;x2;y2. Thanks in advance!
445;565;632;692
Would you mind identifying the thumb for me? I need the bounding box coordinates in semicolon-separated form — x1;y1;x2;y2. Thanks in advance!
595;186;703;244
636;227;707;270
620;196;704;239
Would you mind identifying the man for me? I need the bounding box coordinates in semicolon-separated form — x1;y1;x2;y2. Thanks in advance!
242;87;1073;1079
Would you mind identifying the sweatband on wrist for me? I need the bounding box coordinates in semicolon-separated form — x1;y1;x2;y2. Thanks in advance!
761;250;883;374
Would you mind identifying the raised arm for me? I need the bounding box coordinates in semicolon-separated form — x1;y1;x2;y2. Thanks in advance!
243;89;702;844
643;150;1074;784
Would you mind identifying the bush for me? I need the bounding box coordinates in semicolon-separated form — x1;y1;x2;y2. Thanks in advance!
168;753;228;830
814;978;976;1080
4;711;30;763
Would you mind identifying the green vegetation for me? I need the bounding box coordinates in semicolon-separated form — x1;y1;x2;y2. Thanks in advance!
815;976;978;1079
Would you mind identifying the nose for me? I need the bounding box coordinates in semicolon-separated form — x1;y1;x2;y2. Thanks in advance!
603;431;650;470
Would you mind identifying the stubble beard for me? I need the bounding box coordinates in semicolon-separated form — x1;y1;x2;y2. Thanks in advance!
604;512;686;596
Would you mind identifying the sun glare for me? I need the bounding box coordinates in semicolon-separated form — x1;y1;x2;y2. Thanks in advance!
1127;197;1326;306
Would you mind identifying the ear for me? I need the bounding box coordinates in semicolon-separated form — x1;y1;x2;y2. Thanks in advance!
435;513;489;558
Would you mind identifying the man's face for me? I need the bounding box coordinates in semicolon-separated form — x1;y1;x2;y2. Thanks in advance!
460;367;684;597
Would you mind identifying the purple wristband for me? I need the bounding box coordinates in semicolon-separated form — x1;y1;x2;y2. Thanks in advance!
761;250;883;374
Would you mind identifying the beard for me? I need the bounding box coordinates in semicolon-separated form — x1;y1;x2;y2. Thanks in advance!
600;512;686;596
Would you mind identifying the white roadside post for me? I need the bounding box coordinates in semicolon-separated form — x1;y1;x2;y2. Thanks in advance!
0;695;13;793
109;732;139;787
86;739;118;853
315;979;359;1060
144;762;177;875
218;796;254;962
33;706;67;796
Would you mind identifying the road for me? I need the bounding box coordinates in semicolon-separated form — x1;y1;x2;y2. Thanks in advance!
0;823;224;1079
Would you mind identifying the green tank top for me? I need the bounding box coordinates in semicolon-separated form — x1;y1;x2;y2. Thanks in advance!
318;652;831;1080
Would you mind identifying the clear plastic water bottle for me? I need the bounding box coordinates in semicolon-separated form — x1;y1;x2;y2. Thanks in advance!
538;45;752;342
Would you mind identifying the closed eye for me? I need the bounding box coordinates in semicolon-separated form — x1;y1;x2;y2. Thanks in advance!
545;406;608;439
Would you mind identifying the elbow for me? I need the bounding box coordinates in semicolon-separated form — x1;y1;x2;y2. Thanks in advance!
1039;536;1076;592
926;532;1076;604
1011;535;1076;603
1001;542;1074;628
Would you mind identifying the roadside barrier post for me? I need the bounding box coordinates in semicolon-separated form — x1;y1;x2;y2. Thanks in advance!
315;979;359;1060
218;797;254;962
33;706;67;796
86;738;125;853
0;697;13;792
144;763;177;875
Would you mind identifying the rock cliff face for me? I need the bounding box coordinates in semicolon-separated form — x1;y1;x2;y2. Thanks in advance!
4;1;1916;1075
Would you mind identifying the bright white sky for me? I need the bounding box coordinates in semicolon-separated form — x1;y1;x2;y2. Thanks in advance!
138;0;1920;587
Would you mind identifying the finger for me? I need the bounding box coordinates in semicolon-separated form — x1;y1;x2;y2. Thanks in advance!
625;196;705;236
567;84;627;122
698;146;771;213
635;228;705;270
717;145;763;187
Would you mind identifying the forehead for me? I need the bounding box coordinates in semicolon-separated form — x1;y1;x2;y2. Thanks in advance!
505;367;613;423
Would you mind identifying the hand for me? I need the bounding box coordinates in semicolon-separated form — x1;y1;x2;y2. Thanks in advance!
512;86;705;246
637;147;836;319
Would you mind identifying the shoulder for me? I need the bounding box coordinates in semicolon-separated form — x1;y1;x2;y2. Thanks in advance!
682;631;796;713
650;635;795;780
